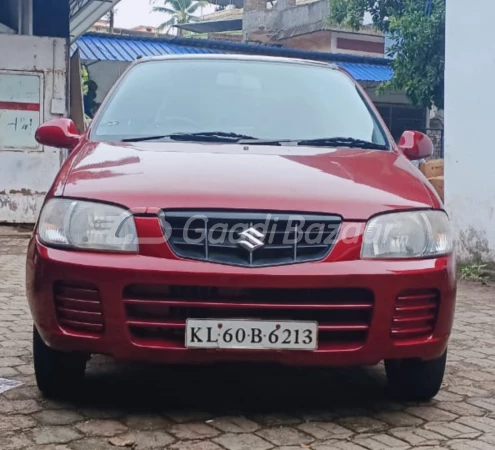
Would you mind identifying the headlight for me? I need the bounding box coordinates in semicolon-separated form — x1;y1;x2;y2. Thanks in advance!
361;210;452;259
38;199;138;252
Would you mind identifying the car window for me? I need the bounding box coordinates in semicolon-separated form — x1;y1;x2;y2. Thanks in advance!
91;58;388;146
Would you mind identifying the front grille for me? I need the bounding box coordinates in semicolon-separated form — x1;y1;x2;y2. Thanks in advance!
391;289;439;340
124;284;374;348
162;210;342;267
54;281;104;335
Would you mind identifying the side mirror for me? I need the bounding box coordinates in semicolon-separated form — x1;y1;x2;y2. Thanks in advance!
398;130;434;160
35;118;81;150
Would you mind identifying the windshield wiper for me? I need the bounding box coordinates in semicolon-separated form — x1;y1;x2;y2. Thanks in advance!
296;137;389;150
121;133;388;149
121;131;258;143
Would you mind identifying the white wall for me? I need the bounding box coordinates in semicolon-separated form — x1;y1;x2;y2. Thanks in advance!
445;0;495;262
0;35;67;223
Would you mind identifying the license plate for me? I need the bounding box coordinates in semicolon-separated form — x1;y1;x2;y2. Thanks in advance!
185;319;318;350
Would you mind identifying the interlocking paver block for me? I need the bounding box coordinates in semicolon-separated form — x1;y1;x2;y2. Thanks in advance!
123;413;172;430
209;416;260;433
169;423;220;440
0;414;37;432
313;441;368;450
448;439;495;450
457;416;495;433
68;438;116;450
256;427;313;446
436;401;486;417
33;410;85;426
406;406;458;422
165;411;213;424
249;413;302;426
423;421;481;439
214;433;273;450
31;426;83;445
337;417;388;433
0;433;34;450
374;412;423;427
169;440;224;450
467;397;495;412
390;427;445;446
115;430;175;449
297;421;353;439
0;399;42;414
353;433;411;450
75;419;128;437
1;239;495;450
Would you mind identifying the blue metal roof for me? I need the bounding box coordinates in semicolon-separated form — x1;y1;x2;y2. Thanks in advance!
76;34;220;61
76;33;392;82
339;62;392;83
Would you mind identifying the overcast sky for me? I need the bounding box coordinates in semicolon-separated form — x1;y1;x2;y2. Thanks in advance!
113;0;216;29
112;0;370;29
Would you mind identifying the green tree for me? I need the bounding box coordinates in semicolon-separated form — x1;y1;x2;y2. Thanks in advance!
329;0;445;109
152;0;207;36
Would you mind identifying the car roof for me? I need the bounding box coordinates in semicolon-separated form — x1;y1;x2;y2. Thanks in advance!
133;52;340;71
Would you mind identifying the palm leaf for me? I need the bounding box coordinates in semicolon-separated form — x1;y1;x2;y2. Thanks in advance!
152;6;178;14
171;0;189;11
154;0;207;28
161;0;184;12
157;16;178;32
186;1;205;14
174;0;190;7
176;10;189;23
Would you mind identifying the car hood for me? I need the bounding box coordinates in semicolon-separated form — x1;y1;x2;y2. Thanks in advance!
61;141;436;220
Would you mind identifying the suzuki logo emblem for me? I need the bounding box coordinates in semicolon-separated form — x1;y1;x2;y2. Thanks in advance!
238;227;265;252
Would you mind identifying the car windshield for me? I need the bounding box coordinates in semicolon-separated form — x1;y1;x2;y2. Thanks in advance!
90;58;389;147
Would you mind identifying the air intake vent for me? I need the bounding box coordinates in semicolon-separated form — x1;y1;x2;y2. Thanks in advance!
54;281;104;335
123;284;374;348
392;290;439;340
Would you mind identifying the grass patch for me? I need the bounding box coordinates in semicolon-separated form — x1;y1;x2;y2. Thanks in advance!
459;263;488;282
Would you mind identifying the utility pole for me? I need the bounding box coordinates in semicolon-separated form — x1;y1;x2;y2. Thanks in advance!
108;8;115;33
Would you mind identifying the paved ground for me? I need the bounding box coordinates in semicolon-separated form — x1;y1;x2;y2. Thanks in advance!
2;237;495;450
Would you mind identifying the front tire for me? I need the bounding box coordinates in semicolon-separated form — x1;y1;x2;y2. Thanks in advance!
385;350;447;402
33;326;87;398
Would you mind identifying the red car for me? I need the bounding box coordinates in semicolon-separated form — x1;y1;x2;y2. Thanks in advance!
27;54;456;401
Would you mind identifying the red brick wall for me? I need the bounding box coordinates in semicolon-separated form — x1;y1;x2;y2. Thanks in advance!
208;33;243;42
337;37;384;54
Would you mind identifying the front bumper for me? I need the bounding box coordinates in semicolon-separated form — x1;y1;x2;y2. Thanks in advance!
26;227;456;367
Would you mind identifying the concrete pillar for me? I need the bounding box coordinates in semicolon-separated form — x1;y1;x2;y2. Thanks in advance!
19;0;33;35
